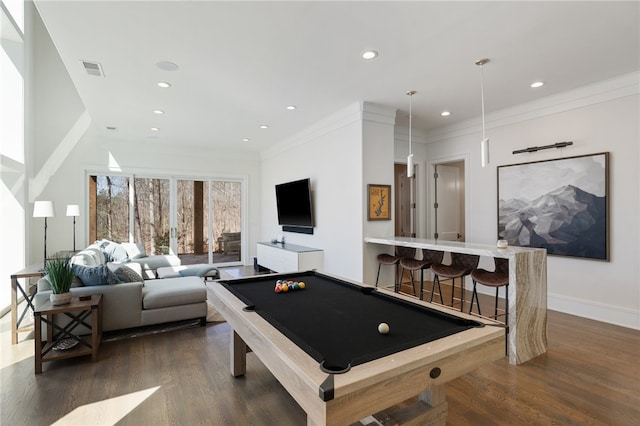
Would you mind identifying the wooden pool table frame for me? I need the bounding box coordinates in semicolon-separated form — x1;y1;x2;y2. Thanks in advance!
209;271;504;426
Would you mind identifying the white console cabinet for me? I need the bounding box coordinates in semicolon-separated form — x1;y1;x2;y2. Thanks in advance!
257;242;323;273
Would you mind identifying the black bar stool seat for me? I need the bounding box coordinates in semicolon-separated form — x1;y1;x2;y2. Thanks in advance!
470;257;509;318
399;249;444;299
470;257;510;354
430;252;479;311
375;247;415;291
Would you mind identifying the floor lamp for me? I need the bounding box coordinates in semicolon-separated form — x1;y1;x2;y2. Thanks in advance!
66;204;80;251
33;201;55;265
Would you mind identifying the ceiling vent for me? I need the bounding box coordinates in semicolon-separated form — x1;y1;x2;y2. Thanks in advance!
81;60;104;77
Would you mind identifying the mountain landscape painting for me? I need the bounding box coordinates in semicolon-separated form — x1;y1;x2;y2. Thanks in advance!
497;153;608;260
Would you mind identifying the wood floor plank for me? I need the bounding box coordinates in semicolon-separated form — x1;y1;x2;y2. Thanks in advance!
2;276;639;425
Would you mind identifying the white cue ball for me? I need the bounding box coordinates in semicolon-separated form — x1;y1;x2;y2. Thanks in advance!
378;322;390;334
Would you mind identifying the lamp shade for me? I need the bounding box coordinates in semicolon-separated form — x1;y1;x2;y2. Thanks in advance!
33;201;55;218
66;204;80;217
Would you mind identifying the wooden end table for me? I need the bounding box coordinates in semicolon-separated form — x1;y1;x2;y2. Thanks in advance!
34;295;103;374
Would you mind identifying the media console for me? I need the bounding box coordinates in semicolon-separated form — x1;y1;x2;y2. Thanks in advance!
256;242;323;273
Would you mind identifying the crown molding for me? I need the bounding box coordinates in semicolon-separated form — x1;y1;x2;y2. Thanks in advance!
425;71;640;143
262;101;395;161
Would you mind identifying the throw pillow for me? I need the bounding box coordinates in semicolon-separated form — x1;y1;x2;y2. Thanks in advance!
121;242;147;259
114;265;144;283
72;264;121;286
105;243;129;262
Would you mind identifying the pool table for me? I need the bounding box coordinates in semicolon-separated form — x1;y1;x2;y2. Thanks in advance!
209;271;504;425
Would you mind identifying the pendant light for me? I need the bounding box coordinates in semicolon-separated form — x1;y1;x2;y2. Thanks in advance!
406;90;416;177
476;58;490;167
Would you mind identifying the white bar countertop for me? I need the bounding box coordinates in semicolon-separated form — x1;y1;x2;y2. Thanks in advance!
364;236;546;258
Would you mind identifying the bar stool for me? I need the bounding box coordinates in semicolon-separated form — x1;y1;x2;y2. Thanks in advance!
470;257;510;354
470;257;509;319
399;249;444;299
430;252;480;311
375;246;415;291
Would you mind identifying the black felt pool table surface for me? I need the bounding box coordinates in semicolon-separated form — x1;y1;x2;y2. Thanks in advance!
218;271;481;372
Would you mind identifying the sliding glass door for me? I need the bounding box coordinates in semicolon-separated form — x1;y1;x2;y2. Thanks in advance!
132;177;171;255
211;181;241;263
176;179;209;264
90;174;243;266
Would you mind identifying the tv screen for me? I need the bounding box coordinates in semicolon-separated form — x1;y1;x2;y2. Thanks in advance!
276;178;313;228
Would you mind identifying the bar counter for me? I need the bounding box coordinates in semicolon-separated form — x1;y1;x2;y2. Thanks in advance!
365;236;548;365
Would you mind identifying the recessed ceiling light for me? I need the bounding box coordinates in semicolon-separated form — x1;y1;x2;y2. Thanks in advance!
441;111;451;117
153;109;164;115
531;81;544;88
242;138;250;142
260;124;269;129
156;61;179;71
286;105;296;110
361;50;378;60
151;127;159;131
157;81;171;88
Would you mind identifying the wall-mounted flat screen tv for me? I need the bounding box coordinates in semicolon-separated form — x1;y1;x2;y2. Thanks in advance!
276;178;313;231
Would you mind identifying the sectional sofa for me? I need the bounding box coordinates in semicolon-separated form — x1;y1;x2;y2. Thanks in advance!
34;243;207;332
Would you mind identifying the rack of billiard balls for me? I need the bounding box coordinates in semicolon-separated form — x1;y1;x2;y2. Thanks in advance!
274;279;306;293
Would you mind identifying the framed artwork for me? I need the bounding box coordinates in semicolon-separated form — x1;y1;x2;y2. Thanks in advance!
367;184;391;221
497;152;609;260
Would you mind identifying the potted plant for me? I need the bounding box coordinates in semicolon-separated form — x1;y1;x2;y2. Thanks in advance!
45;258;74;305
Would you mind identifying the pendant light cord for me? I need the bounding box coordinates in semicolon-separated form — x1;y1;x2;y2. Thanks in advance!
480;63;486;140
409;93;413;155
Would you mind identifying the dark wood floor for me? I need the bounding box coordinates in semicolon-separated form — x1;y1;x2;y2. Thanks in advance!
2;270;639;425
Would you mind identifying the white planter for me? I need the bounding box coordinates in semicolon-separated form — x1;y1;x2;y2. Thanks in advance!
50;292;72;306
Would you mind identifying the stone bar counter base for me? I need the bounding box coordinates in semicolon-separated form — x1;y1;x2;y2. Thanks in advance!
364;236;548;365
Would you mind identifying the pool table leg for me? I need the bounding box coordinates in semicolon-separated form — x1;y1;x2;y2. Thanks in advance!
419;384;447;426
231;330;247;377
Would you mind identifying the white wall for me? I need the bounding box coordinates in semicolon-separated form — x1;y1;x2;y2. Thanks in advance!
28;132;263;268
262;102;396;282
24;6;263;272
261;103;364;280
420;76;639;329
362;104;396;285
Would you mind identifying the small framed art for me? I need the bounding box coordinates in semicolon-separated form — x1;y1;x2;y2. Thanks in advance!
367;184;391;221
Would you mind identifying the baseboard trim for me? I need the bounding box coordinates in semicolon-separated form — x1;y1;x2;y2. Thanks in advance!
548;293;639;330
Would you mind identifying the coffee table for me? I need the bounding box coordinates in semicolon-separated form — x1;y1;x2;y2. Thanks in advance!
34;295;103;374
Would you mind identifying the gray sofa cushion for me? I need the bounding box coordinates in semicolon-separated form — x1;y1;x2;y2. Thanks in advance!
142;277;206;309
178;265;219;278
131;255;181;271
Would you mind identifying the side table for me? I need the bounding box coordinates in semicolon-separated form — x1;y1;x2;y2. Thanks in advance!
34;295;103;374
10;263;44;344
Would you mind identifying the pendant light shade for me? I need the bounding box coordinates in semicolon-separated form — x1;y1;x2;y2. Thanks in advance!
476;58;490;168
481;138;489;167
407;153;414;177
406;90;416;177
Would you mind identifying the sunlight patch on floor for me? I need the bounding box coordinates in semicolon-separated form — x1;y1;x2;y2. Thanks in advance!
0;329;34;369
51;386;161;426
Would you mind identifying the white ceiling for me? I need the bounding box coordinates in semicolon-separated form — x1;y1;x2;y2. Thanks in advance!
34;1;639;152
